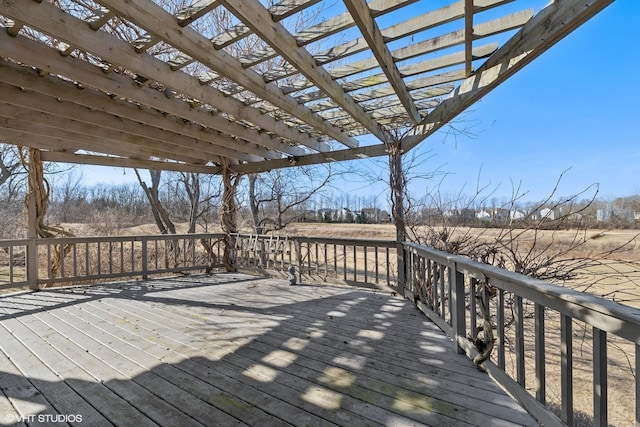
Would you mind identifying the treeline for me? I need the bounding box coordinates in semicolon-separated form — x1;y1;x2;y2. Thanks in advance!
1;161;639;239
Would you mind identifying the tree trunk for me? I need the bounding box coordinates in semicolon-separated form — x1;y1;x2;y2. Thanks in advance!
183;172;200;234
19;148;73;281
135;169;176;235
248;174;263;234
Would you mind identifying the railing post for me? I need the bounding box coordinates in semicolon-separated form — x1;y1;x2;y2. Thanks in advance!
141;236;148;280
26;191;39;290
451;263;465;354
396;242;406;294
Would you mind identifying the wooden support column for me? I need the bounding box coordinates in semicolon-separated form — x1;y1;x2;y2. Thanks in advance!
26;186;38;290
387;138;406;293
220;161;240;272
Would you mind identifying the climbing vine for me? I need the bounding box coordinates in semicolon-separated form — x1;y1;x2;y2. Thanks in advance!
19;147;74;280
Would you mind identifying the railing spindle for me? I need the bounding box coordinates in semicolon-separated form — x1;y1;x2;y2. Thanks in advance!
593;327;607;427
515;295;525;387
561;314;574;426
497;288;505;369
452;265;465;354
342;244;347;281
470;278;477;340
535;303;546;404
375;247;379;283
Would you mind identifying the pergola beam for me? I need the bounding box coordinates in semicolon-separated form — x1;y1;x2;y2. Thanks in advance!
0;83;260;163
0;32;304;159
40;152;222;175
343;0;421;124
0;62;277;162
0;0;331;153
0;114;208;165
219;0;388;144
94;0;358;149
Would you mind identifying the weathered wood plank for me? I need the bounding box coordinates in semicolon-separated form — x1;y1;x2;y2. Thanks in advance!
0;318;120;426
88;300;437;425
0;275;537;427
93;279;535;425
72;299;362;425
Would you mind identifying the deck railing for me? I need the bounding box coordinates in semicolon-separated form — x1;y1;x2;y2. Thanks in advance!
231;233;397;288
0;238;28;289
2;233;639;426
0;233;226;290
402;241;640;427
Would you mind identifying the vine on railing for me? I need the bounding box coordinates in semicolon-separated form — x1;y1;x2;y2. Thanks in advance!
403;241;640;427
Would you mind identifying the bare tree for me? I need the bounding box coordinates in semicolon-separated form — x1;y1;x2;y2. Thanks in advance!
0;143;26;238
134;169;177;235
247;165;339;233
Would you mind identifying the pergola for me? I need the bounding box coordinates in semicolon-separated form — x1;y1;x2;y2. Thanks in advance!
0;0;612;177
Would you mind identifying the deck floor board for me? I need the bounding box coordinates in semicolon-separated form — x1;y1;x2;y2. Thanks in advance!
0;274;539;426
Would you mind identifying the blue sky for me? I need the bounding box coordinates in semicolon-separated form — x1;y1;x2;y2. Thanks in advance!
401;0;640;203
81;0;638;205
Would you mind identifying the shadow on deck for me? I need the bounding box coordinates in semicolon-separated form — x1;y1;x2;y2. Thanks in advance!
0;273;537;426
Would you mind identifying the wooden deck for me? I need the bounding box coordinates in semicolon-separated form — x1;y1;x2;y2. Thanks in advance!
0;274;538;427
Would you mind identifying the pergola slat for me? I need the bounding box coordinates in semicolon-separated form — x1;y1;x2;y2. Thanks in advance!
221;0;387;144
344;0;421;124
93;0;357;149
0;0;616;173
0;31;305;158
0;0;330;153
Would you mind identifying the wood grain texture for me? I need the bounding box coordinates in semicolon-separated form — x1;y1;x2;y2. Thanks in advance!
0;274;538;426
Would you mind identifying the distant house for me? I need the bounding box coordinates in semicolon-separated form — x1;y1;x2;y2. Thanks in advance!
510;210;526;221
476;210;491;221
361;208;391;223
539;208;555;221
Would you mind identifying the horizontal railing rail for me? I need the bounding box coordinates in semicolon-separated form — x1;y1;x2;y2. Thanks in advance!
402;241;640;427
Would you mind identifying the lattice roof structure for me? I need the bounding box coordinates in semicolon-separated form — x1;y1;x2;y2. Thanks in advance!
0;0;612;175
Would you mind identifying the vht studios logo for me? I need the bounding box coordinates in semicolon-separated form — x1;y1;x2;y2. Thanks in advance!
5;414;83;423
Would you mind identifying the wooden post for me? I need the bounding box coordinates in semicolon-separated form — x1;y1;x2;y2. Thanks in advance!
220;161;240;272
451;266;465;354
26;190;38;290
388;137;406;294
